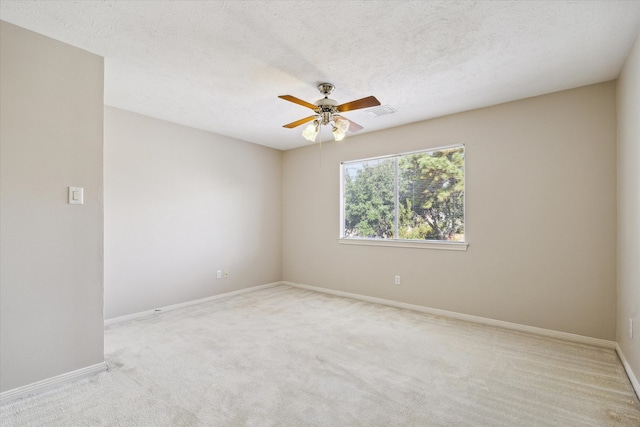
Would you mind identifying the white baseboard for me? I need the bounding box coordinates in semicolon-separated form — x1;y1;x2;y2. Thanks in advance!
104;282;281;327
616;344;640;399
0;362;108;405
282;281;617;349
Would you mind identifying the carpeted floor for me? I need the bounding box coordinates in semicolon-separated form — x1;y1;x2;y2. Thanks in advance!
1;284;639;426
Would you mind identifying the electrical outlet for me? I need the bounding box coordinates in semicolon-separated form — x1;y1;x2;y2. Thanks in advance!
224;270;229;279
630;318;634;339
216;270;222;279
394;275;401;285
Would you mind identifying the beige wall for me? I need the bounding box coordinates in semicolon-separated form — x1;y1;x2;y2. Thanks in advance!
283;82;617;340
0;22;104;392
104;107;282;319
617;32;640;382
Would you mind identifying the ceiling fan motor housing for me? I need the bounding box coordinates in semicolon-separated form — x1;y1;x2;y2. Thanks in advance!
316;98;338;107
315;86;339;125
315;102;338;125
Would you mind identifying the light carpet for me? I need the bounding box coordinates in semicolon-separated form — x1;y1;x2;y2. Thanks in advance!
1;285;639;426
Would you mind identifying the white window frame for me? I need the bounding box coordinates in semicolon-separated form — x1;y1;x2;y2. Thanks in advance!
339;144;468;251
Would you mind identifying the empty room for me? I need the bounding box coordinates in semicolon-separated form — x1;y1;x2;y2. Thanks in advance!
1;1;639;425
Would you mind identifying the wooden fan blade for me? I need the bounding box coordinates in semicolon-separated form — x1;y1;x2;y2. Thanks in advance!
278;95;318;110
283;115;317;129
348;120;364;133
337;96;381;112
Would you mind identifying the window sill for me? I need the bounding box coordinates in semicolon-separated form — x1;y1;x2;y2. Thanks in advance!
338;238;468;251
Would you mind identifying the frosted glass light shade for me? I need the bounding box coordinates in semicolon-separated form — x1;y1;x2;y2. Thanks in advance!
332;126;346;141
302;123;319;142
334;116;350;132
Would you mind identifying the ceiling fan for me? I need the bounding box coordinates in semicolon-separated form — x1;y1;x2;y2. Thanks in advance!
279;83;381;142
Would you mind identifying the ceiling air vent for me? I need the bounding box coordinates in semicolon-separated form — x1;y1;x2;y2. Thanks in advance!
367;105;397;117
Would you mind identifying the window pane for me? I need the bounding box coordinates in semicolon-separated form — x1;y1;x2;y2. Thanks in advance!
341;145;465;243
343;158;395;238
398;147;465;241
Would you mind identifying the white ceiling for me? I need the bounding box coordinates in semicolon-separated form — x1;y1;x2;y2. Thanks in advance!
1;1;639;151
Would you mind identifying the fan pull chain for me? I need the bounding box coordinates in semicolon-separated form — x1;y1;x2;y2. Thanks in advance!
318;131;323;166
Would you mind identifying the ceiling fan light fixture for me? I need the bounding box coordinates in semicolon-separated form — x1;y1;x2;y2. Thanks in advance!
332;125;346;142
302;121;319;142
334;116;350;132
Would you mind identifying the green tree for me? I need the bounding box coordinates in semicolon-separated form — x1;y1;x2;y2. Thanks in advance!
344;159;395;238
398;198;431;239
398;147;464;240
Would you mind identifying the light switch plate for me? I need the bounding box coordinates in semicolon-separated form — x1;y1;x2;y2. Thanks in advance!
68;186;83;205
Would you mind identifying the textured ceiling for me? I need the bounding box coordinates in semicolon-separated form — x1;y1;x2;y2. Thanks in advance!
1;1;639;150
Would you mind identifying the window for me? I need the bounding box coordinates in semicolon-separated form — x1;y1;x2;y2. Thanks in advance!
340;145;465;248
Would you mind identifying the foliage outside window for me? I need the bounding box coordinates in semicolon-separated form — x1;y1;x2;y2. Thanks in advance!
341;145;465;243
